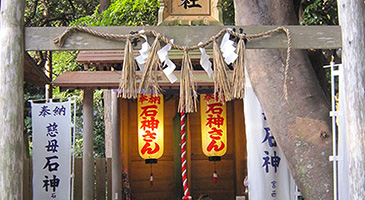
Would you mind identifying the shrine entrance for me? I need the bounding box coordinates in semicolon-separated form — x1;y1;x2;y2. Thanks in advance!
118;98;246;200
73;49;247;200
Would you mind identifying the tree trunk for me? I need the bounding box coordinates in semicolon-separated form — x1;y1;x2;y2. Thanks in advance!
45;52;53;101
99;0;111;12
0;0;25;199
234;1;333;199
338;1;365;199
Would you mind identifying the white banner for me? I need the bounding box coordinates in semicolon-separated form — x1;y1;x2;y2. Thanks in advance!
244;75;291;200
32;101;72;200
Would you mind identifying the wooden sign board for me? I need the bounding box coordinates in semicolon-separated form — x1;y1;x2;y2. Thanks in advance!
158;0;223;26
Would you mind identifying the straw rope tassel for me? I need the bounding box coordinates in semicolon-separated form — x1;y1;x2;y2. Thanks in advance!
118;38;138;99
138;35;161;96
232;37;246;99
179;49;197;113
181;107;190;200
213;41;232;102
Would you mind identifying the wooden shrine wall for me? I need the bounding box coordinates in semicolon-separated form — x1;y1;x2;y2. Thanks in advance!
189;100;247;199
119;97;247;200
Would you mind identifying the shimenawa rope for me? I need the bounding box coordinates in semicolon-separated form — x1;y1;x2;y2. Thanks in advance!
54;26;292;109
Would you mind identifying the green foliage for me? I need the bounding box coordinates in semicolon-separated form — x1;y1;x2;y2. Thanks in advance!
92;90;106;158
52;51;83;78
71;0;160;26
25;0;99;27
300;0;338;25
220;0;235;25
101;0;159;26
74;138;84;158
24;83;45;140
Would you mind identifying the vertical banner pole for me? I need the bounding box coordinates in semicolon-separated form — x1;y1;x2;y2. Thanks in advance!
71;97;76;200
181;106;190;200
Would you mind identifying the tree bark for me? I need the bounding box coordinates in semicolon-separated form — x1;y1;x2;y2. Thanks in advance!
99;0;111;12
45;52;52;101
337;1;365;199
0;0;25;199
234;1;333;199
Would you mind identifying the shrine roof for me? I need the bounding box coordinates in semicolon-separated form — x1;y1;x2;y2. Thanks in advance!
24;53;51;87
76;49;212;69
53;71;222;90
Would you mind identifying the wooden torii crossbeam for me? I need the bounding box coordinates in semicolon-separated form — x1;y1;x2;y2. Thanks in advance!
25;26;341;51
25;26;342;89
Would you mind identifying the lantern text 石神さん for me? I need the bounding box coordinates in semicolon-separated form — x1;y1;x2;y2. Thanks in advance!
138;94;164;160
200;94;227;157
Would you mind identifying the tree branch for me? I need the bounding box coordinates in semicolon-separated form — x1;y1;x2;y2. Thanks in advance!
25;0;40;26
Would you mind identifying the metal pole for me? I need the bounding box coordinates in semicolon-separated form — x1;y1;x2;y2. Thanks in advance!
324;62;340;200
83;89;94;200
330;62;338;200
112;91;122;200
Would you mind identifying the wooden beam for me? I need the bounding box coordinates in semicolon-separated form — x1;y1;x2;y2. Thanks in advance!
53;71;226;89
233;100;247;197
25;26;341;51
120;99;130;177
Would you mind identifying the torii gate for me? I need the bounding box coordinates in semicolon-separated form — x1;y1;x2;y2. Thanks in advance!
1;0;364;199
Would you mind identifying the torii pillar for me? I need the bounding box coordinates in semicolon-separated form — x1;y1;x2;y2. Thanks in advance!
0;0;25;199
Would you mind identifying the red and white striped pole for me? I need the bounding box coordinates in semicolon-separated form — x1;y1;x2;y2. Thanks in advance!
181;106;191;200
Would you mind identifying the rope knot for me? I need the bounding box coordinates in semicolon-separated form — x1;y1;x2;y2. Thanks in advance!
155;33;161;40
239;34;246;40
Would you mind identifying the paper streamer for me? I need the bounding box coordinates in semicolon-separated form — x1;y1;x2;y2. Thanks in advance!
135;30;150;72
158;39;178;83
220;29;238;65
199;42;213;78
